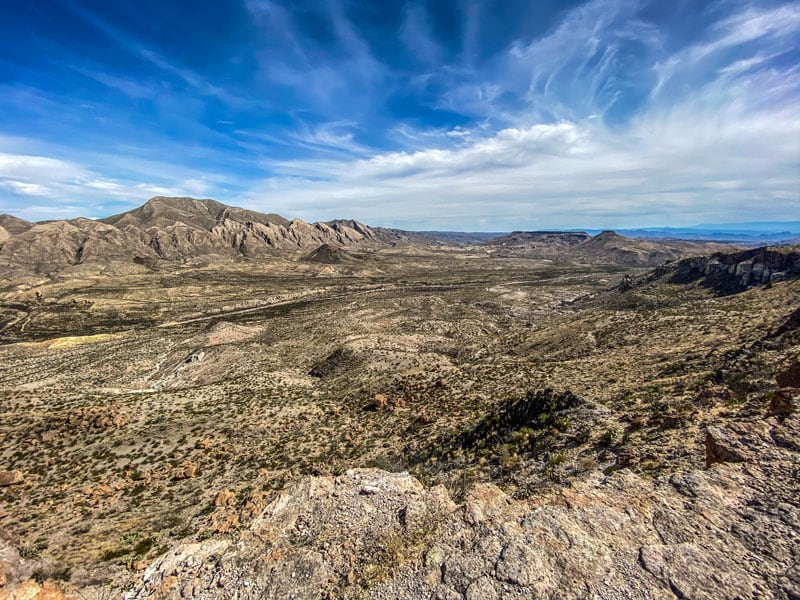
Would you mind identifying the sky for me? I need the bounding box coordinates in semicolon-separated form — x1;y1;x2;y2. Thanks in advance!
0;0;798;230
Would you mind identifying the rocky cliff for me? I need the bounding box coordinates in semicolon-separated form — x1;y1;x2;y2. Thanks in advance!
654;246;800;295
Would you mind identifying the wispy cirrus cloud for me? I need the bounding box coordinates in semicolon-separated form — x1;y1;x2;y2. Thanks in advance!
0;0;796;228
0;136;230;220
234;1;800;229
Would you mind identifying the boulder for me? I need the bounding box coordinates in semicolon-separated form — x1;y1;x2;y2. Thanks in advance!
0;471;23;487
705;427;747;467
776;361;800;389
172;462;197;480
214;489;236;508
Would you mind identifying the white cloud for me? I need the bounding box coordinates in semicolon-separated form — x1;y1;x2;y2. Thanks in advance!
0;146;229;220
230;1;799;229
0;153;87;182
0;180;51;196
239;81;799;228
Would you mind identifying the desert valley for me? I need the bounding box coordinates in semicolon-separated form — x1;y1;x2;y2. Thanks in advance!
0;196;797;599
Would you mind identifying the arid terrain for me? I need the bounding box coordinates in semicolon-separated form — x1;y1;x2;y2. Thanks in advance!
0;199;798;599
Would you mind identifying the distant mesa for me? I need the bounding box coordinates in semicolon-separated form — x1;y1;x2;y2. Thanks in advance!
487;229;726;267
487;231;591;248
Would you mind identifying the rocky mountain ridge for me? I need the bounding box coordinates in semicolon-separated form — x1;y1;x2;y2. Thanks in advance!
0;197;743;281
0;197;410;279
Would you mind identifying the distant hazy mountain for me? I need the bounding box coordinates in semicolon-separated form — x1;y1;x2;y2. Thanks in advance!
584;222;800;243
692;221;800;233
487;229;732;266
488;231;591;249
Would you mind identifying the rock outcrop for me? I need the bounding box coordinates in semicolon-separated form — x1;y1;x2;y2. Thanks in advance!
0;532;70;599
666;247;800;294
128;470;455;599
128;404;799;599
0;471;23;487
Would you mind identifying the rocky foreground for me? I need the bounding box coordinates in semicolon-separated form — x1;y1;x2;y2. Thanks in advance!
3;389;796;599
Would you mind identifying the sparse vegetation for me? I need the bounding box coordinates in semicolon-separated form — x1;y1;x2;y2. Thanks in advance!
0;239;798;593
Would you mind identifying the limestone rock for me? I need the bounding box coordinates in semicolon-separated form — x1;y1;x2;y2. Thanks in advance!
0;471;23;487
172;462;197;480
124;387;799;600
638;543;754;599
0;537;70;600
705;426;748;467
127;470;455;599
0;580;69;600
213;490;236;508
369;393;389;410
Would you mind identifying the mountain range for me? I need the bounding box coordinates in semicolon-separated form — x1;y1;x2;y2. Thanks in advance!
0;197;432;280
0;196;763;281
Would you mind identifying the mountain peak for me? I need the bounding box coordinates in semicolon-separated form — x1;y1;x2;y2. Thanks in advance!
0;196;394;274
0;213;34;235
103;197;289;231
593;230;622;241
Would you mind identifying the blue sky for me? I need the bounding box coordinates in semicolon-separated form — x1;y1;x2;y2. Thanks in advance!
0;0;798;229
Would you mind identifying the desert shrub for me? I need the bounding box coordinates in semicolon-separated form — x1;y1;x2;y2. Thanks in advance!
597;427;618;447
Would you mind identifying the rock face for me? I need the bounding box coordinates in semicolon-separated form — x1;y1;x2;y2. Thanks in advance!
705;426;749;466
128;408;799;600
666;247;800;295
